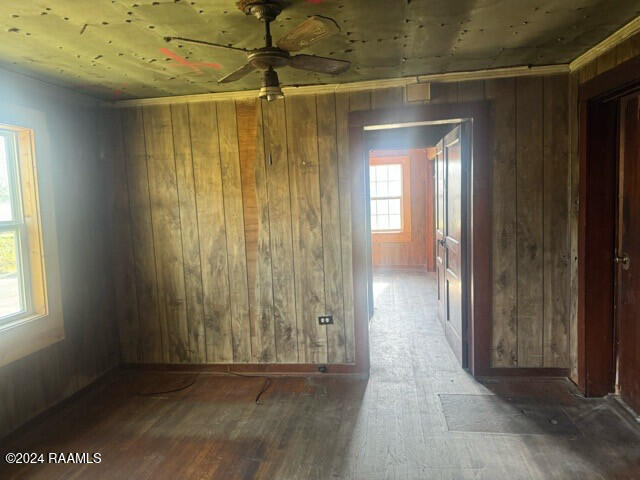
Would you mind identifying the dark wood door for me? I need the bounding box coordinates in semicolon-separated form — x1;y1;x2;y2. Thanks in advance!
435;124;468;365
617;93;640;414
435;139;446;326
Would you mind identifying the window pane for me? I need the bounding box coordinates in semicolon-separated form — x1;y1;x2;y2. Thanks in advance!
389;198;401;215
369;165;376;182
0;136;13;222
371;215;378;230
389;214;402;230
377;199;388;214
0;230;22;318
389;180;402;196
370;200;377;215
378;215;389;229
377;180;388;197
377;165;388;181
388;164;401;181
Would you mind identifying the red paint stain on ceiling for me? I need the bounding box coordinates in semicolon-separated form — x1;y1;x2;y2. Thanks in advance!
160;47;222;74
72;82;129;99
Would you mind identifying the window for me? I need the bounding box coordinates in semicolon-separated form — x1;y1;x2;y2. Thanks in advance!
370;163;403;232
0;121;63;368
369;155;412;243
0;131;30;322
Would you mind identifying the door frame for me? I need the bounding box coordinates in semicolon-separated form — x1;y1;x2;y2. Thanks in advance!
348;102;491;376
578;55;640;396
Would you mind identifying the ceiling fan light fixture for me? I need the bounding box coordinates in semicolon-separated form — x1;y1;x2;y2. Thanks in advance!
258;67;283;102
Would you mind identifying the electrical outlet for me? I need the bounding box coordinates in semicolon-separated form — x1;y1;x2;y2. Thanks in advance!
318;315;333;325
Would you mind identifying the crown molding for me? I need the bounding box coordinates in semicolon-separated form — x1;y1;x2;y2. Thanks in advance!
570;15;640;72
111;63;569;107
417;64;568;83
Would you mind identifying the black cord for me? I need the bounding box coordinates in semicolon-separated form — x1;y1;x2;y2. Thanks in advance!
134;374;199;397
255;378;272;405
132;371;272;403
223;370;273;404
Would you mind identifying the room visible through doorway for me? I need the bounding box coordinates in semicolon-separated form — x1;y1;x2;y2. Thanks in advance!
364;120;470;368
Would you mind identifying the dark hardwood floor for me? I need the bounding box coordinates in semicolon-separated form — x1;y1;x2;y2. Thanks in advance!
1;271;639;479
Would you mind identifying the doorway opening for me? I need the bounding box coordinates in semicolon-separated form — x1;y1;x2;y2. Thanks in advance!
579;58;640;416
348;102;490;377
363;119;471;369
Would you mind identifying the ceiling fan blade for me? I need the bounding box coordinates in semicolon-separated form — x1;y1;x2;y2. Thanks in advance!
164;36;250;53
218;62;256;84
289;54;350;74
276;16;339;52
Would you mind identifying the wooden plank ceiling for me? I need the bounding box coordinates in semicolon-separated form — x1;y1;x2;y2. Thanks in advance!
0;0;637;99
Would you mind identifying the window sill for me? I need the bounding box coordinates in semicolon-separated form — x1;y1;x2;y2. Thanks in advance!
0;311;64;368
372;230;412;243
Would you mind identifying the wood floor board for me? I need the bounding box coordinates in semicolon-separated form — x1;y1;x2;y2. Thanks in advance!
2;272;639;479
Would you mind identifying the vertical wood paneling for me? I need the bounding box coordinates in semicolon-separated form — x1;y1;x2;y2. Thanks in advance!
458;80;485;102
516;77;545;367
349;90;374;320
430;82;458;104
170;104;206;363
142;105;189;363
0;77;119;436
568;74;580;381
486;78;518;367
216;100;252;363
317;93;347;363
286;95;327;363
371;87;405;109
237;99;276;363
120;107;163;362
349;91;372;112
543;76;570;367
112;76;574;369
188;102;233;362
335;92;356;363
262;99;298;363
107;109;141;363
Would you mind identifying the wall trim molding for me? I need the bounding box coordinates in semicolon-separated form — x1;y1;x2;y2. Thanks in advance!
477;368;570;378
111;64;569;107
121;363;363;376
570;15;640;72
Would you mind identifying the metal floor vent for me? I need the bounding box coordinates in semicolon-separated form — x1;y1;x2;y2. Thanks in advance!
439;394;580;435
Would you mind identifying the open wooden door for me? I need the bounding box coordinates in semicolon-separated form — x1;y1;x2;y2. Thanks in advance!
617;93;640;414
435;124;468;366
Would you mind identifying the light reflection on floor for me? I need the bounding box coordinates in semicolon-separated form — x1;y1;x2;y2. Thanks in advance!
372;279;390;304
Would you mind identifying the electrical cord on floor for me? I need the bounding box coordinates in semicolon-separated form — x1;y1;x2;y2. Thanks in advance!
254;377;272;405
132;370;273;404
134;373;200;397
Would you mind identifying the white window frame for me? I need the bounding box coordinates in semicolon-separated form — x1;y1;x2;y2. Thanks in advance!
370;163;404;233
0;130;32;324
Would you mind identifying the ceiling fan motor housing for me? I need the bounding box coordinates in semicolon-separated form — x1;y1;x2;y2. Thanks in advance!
237;0;284;22
248;48;290;70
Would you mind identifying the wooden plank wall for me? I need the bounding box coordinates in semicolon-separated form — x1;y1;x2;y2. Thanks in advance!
112;94;380;364
111;76;572;368
484;75;571;368
567;32;640;380
0;71;119;438
371;148;435;270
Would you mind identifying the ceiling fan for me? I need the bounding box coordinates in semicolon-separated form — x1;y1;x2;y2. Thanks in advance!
164;0;351;101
